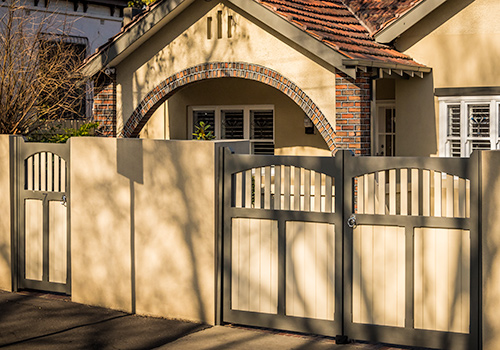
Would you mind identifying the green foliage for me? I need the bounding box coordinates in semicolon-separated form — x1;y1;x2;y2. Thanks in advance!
28;122;99;143
127;0;154;8
192;121;215;140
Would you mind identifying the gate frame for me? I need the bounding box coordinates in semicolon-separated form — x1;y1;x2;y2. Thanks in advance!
219;147;481;350
220;149;346;337
342;153;480;350
10;136;72;295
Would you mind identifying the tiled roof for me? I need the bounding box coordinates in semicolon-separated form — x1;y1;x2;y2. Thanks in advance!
344;0;423;34
256;0;423;66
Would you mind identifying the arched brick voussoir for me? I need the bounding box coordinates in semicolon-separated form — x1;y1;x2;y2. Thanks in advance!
120;62;337;152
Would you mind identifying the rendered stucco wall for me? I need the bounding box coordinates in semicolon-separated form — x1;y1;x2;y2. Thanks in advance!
481;151;500;350
394;0;500;156
140;78;331;156
396;0;500;89
70;138;217;323
0;135;11;291
117;1;337;140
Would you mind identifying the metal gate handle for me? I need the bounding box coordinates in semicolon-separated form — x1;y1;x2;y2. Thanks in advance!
347;214;357;228
61;195;67;207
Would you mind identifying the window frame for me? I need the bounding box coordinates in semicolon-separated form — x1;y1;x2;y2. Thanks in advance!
188;104;275;141
439;96;500;157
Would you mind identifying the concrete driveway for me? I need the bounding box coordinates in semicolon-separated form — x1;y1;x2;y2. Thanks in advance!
0;290;421;349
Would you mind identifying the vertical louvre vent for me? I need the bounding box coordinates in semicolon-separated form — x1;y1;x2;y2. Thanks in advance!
193;110;215;139
251;110;273;139
447;105;461;157
252;142;274;155
222;110;244;139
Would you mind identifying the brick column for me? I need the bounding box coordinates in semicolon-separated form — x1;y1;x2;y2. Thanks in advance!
335;70;371;155
93;70;117;137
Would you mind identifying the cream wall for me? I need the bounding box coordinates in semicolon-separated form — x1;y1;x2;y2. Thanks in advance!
396;0;500;88
393;0;500;156
0;135;11;291
70;138;217;323
481;151;500;350
116;1;336;139
140;78;331;156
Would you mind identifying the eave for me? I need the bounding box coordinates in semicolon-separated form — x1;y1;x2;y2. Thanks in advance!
343;58;431;78
374;0;448;44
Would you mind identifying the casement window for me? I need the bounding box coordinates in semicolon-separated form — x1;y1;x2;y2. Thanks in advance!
189;105;274;154
439;96;500;157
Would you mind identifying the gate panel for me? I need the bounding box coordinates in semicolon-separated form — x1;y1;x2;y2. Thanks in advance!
352;225;405;327
48;200;68;284
25;199;43;281
222;151;344;337
414;228;470;334
231;218;278;314
285;221;335;321
15;139;71;295
343;156;479;350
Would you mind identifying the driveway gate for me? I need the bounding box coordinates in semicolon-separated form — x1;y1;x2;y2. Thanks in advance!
12;138;71;295
221;150;479;350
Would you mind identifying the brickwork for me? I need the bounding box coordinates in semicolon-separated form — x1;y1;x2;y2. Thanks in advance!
334;70;371;155
119;62;337;152
93;72;116;137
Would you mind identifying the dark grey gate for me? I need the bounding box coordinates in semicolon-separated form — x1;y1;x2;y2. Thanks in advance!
222;151;345;337
221;149;479;350
342;154;479;350
12;138;71;294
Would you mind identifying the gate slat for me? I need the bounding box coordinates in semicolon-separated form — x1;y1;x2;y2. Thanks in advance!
40;152;47;192
389;170;396;215
325;175;333;213
293;166;300;211
376;171;385;215
283;166;290;210
274;165;281;210
255;168;262;209
304;169;310;212
314;171;321;212
34;153;40;191
434;171;442;217
235;172;242;208
264;166;271;209
400;169;408;215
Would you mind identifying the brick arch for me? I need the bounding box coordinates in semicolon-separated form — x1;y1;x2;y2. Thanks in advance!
120;62;336;151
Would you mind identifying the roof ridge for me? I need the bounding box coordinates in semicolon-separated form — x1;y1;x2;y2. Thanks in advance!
338;0;375;36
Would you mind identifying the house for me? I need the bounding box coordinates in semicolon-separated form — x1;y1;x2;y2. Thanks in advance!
79;0;499;157
0;0;129;125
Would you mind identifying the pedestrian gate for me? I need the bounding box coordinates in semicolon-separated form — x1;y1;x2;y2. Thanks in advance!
12;138;71;295
221;150;479;350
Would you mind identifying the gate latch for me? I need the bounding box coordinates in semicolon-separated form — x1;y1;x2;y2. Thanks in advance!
347;214;357;229
61;195;67;207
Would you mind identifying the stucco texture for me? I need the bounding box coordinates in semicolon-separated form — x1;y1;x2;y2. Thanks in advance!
70;138;216;323
0;135;11;291
116;2;336;140
389;0;500;156
396;0;500;88
481;151;500;350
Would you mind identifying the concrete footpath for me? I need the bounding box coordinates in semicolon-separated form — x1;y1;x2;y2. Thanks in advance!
0;290;414;349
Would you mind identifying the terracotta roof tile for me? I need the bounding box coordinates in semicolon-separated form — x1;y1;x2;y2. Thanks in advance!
344;0;423;34
257;0;423;66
